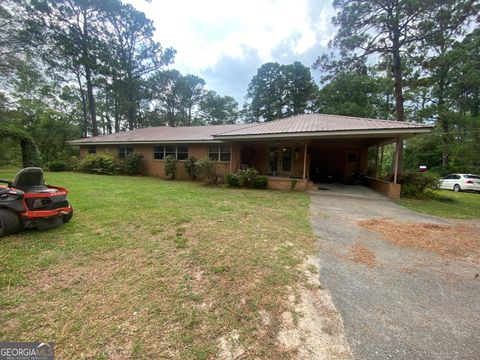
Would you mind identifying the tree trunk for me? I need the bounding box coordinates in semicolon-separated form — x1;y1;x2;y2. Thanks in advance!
76;72;89;137
82;8;98;136
106;114;112;134
20;138;29;168
114;86;120;133
437;64;449;169
85;67;98;136
128;106;134;130
188;103;192;126
391;39;404;170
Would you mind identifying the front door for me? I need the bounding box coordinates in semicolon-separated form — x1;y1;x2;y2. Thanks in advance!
269;146;292;176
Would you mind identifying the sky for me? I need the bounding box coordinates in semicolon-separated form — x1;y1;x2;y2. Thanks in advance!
127;0;337;105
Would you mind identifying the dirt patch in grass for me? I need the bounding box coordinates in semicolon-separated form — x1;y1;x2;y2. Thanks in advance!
347;242;376;268
276;257;352;359
359;219;480;264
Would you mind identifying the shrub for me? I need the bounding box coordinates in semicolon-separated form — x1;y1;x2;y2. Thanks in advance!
290;178;298;191
122;153;144;175
225;173;240;187
48;161;67;172
395;171;441;198
238;168;259;188
231;168;268;189
184;156;197;180
196;158;219;185
68;156;80;171
78;153;120;175
254;175;268;189
164;155;178;179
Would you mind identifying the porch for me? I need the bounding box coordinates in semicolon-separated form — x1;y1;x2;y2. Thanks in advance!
230;137;404;199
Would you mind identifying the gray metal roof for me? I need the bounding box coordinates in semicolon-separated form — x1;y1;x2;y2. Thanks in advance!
68;124;255;144
214;114;432;138
69;114;433;145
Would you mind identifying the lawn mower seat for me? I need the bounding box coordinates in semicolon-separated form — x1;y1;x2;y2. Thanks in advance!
12;167;48;193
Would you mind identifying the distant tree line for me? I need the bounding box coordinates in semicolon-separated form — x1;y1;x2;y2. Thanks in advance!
242;0;479;173
1;0;479;174
0;0;239;166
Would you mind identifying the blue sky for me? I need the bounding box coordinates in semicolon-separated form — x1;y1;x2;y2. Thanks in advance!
127;0;337;105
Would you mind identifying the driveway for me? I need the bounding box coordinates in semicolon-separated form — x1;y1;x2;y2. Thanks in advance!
309;185;480;360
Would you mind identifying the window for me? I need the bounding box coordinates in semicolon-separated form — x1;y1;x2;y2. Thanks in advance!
177;145;188;160
88;146;96;154
118;146;133;158
154;146;165;160
281;147;292;172
153;145;189;160
269;147;278;173
165;145;176;158
209;145;230;162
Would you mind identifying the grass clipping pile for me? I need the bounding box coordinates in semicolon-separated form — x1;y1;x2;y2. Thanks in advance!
359;219;480;264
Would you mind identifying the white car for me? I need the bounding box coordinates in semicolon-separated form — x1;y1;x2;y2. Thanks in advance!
438;173;480;192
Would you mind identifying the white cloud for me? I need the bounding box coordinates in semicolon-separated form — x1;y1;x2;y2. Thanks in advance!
126;0;336;73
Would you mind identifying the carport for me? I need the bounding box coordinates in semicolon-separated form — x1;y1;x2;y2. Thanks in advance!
213;114;433;198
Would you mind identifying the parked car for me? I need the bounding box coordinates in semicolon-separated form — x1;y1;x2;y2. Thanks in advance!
438;173;480;192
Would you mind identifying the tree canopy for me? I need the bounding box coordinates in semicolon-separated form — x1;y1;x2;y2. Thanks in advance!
244;61;318;122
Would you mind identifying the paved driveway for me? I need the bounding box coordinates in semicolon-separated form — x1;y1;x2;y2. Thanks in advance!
309;185;480;360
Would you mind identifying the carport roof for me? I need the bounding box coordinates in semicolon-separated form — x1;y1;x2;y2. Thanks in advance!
213;114;433;139
69;113;433;145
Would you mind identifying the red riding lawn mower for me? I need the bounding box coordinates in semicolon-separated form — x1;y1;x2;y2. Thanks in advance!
0;167;73;237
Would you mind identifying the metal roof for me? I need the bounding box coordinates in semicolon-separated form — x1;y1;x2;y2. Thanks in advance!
68;124;255;145
69;114;433;145
213;114;433;138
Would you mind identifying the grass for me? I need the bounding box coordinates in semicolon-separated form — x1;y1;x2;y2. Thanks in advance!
397;189;480;219
0;169;316;358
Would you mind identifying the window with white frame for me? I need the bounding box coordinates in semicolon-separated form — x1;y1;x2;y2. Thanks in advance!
154;145;189;160
208;144;230;162
118;146;133;158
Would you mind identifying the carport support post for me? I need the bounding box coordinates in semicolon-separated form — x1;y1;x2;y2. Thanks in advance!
229;144;233;173
374;145;379;177
303;141;308;181
394;138;401;184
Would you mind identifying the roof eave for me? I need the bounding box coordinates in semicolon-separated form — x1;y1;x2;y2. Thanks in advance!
213;127;433;140
67;139;225;146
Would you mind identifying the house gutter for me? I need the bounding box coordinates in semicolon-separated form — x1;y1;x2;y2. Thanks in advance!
67;139;225;146
212;127;433;141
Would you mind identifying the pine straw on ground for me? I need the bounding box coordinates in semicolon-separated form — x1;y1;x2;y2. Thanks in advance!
347;242;376;268
359;219;480;264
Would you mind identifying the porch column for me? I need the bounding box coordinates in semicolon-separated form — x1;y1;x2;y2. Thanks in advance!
379;145;384;177
303;141;308;181
393;138;401;184
229;144;233;173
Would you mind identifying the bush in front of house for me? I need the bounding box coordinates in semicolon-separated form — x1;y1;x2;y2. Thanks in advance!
253;175;268;189
121;153;144;175
78;153;120;175
238;168;258;188
225;173;240;187
396;171;441;198
184;156;197;180
226;168;268;189
164;155;178;179
196;158;219;185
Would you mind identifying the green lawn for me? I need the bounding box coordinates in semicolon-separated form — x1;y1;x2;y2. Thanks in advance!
398;189;480;219
0;170;316;358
